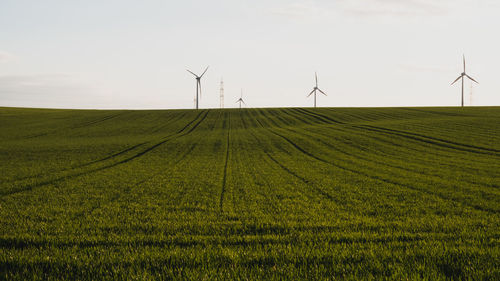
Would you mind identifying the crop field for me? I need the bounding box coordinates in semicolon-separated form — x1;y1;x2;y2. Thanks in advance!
0;106;499;280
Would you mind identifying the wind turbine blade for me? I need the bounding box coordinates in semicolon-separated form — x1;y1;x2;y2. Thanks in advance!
200;66;209;78
451;75;462;85
307;89;315;97
242;100;246;105
317;88;327;96
463;54;466;72
315;72;318;87
186;69;198;77
465;74;479;84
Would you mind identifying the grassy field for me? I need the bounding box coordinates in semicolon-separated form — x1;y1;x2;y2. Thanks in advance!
0;106;499;280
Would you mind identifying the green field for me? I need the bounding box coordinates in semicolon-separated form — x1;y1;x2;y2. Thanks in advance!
0;106;499;280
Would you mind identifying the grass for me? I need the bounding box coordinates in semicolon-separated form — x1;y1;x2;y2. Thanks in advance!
0;106;499;280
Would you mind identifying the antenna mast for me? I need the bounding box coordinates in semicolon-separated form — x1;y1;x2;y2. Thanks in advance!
220;78;224;109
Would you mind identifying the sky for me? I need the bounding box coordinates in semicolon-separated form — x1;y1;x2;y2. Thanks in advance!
1;0;499;109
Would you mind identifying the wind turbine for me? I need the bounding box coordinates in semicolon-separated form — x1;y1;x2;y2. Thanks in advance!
451;55;478;107
186;66;209;110
307;72;327;108
236;89;246;109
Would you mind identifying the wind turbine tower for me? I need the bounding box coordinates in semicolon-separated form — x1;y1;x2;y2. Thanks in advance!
470;84;473;106
307;72;327;108
220;78;224;109
186;66;209;110
451;55;478;107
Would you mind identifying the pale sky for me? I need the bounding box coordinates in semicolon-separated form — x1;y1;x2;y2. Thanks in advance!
1;0;499;109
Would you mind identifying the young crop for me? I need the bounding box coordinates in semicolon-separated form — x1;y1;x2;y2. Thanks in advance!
0;106;498;280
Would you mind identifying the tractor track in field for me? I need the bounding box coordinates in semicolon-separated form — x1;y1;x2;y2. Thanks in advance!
255;108;282;128
70;112;127;129
339;124;495;163
294;108;346;125
355;125;500;156
219;112;231;213
79;142;149;167
71;140;202;221
249;115;344;206
119;109;209;165
4;141;150;185
106;142;200;207
3;111;206;185
247;111;360;214
288;110;499;169
83;110;214;217
170;111;223;207
280;108;317;126
268;109;296;127
250;113;498;214
263;150;344;206
292;108;499;156
289;108;328;124
237;111;283;213
409;122;500;140
1;110;211;197
285;107;494;165
285;108;499;185
23;112;128;139
400;107;475;117
5;112;193;183
110;108;210;166
282;123;500;191
276;108;317;127
25;132;50;139
238;111;287;217
147;112;188;134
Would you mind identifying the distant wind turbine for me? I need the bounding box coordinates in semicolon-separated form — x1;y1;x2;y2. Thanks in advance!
307;72;326;108
187;66;209;110
451;55;478;107
236;89;246;109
